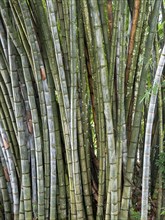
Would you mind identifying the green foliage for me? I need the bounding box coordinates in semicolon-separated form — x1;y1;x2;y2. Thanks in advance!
140;83;159;103
152;83;159;95
140;73;152;104
140;88;151;103
156;152;165;185
130;208;141;220
42;0;46;10
160;207;165;216
161;80;165;88
57;20;61;33
158;21;165;42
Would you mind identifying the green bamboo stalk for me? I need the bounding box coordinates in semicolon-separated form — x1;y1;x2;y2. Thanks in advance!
14;42;38;216
61;0;70;64
28;1;52;216
52;99;67;219
156;38;163;220
46;27;74;220
43;78;57;219
46;0;70;124
0;90;20;177
97;0;110;68
37;8;68;219
110;0;119;139
125;0;143;121
77;4;94;219
161;2;165;44
1;1;56;219
0;121;19;219
32;1;69;219
88;0;118;219
0;154;11;220
77;105;94;219
46;0;78;218
0;72;16;138
8;35;32;219
18;1;58;218
70;0;85;218
116;0;127;211
19;190;24;219
0;123;10;175
0;126;13;216
121;1;162;218
0;19;8;61
8;0;33;68
0;190;4;219
141;44;165;220
156;88;163;220
94;9;106;216
21;56;44;219
0;54;13;110
55;0;70;93
0;136;10;178
77;5;91;189
109;0;119;99
96;75;106;219
0;108;14;175
0;0;163;219
80;0;99;138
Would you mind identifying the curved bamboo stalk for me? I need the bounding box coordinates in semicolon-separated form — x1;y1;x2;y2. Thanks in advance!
157;88;163;220
141;44;165;220
0;120;19;219
0;19;8;61
8;0;33;68
8;36;32;219
0;53;13;110
0;0;164;219
35;1;68;217
0;3;48;217
155;38;163;220
121;1;162;218
0;153;11;220
0;75;18;156
28;1;54;217
0;90;20;176
18;1;58;218
0;75;15;137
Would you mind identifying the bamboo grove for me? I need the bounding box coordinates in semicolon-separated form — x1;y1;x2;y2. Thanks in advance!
0;0;165;219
